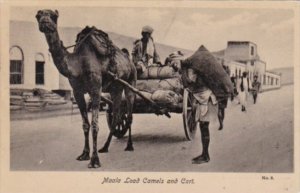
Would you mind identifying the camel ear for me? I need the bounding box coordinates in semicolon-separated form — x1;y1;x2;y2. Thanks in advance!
55;10;59;17
36;10;42;19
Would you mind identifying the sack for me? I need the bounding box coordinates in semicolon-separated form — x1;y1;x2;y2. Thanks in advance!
182;45;234;97
136;78;183;94
138;66;179;79
151;90;183;104
158;78;183;94
135;90;183;105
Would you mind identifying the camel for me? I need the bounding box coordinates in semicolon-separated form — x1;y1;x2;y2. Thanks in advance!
36;10;136;168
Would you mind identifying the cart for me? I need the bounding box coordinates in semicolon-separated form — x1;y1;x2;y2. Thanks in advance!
102;71;197;141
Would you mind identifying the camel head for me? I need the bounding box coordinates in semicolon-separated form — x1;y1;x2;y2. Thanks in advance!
36;9;59;33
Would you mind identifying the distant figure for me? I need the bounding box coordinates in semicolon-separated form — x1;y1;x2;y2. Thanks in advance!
217;64;230;130
230;76;238;101
251;75;261;104
237;72;251;112
132;25;161;73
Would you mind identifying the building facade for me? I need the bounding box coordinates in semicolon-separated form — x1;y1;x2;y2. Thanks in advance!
9;21;280;97
9;20;192;98
213;41;281;90
9;21;80;98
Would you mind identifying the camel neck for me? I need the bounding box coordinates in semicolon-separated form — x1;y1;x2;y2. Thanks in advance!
44;31;71;77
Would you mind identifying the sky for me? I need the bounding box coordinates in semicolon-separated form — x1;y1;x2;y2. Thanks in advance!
10;6;295;69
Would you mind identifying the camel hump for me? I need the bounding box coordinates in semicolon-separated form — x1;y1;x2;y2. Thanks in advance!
75;26;109;44
74;26;116;57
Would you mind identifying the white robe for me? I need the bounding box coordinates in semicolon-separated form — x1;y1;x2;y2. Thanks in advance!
237;77;252;106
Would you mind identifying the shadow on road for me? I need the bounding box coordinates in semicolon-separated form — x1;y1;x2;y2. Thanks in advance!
114;134;187;144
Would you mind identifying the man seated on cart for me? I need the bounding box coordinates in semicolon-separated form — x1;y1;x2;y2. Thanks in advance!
132;25;162;74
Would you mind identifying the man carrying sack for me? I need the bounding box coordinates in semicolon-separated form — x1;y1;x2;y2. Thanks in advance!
132;25;162;74
181;45;234;164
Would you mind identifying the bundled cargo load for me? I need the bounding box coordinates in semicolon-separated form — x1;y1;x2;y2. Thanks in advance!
138;66;179;79
151;90;183;105
135;90;182;105
182;45;234;97
136;78;183;93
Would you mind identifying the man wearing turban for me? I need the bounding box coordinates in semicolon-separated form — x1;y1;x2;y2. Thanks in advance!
132;25;162;73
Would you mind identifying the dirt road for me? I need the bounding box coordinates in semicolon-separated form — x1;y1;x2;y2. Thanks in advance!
10;85;293;172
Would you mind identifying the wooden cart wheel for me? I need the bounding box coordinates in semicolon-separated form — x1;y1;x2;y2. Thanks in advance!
106;108;130;139
182;89;197;140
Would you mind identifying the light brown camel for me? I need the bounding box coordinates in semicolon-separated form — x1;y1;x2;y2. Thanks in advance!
36;10;136;168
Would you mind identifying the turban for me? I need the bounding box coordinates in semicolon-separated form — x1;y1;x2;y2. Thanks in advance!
142;25;154;34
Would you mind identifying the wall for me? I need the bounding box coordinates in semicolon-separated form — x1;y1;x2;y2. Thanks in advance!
225;41;257;61
10;21;60;91
224;60;246;77
10;20;194;93
262;71;281;90
253;60;266;83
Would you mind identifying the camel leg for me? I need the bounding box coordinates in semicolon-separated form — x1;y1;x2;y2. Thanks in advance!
73;90;90;161
99;85;123;153
88;77;101;168
124;84;135;151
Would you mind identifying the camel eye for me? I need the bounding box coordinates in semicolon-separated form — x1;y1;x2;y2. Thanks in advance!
50;15;57;22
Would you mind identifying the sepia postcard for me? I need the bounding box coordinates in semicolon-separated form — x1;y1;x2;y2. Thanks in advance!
0;0;299;193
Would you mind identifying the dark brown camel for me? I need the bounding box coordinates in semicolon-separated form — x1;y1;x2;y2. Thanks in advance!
36;10;136;168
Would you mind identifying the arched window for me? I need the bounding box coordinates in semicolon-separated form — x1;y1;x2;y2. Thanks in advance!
10;46;24;84
35;53;45;85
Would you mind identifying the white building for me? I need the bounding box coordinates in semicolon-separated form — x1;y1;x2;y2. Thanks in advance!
213;41;281;90
9;20;280;99
9;20;81;98
9;20;192;98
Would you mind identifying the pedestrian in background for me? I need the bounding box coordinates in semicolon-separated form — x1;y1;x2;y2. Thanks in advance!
217;64;230;130
237;71;251;112
230;76;238;101
251;75;261;104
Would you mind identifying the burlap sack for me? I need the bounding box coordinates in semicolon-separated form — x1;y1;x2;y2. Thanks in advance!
182;45;234;97
136;78;183;94
134;91;153;103
138;66;179;79
158;78;183;94
134;90;183;105
151;90;183;104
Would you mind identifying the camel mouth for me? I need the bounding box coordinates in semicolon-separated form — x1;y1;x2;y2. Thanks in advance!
38;21;56;33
